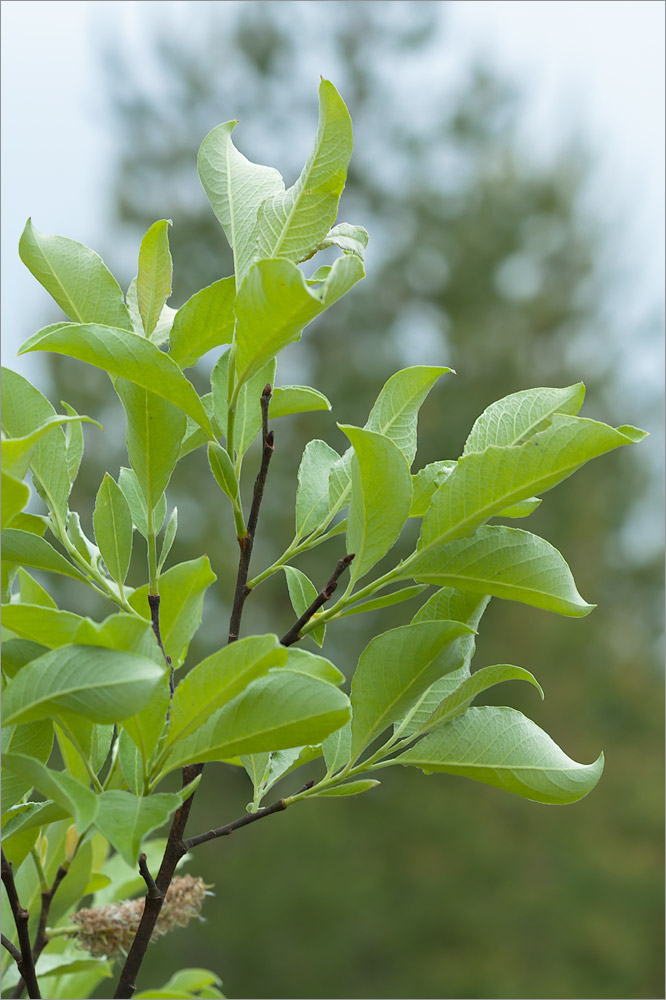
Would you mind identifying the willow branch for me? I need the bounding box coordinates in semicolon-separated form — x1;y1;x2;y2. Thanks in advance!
148;593;173;698
184;798;288;851
1;851;41;999
280;553;355;646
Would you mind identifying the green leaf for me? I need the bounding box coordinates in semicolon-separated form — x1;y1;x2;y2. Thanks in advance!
253;79;353;265
94;790;183;867
312;222;369;261
1;604;85;647
167;634;287;749
72;612;158;659
122;673;171;764
135;969;224;1000
318;779;380;798
284;647;344;686
127;277;175;345
1;638;49;679
283;566;325;646
2;802;69;848
62;401;86;483
1;471;30;529
496;497;542;518
129;557;216;667
270;385;332;419
198;120;284;281
418;415;646;550
418;663;544;734
1;952;112;991
18;323;214;436
17;568;57;609
211;351;275;458
66;510;100;566
233;255;364;388
322;722;351;775
1;529;85;582
341;425;412;583
396;706;604;805
295;439;340;538
338;584;428;618
93;473;133;586
160;670;350;775
409;462;455;518
463;383;586;454
2;413;101;480
1;720;53;812
262;745;322;791
365;366;452;466
137;220;173;338
158;507;178;573
115;380;186;515
207;442;241;507
118;728;145;795
169;277;235;369
18;219;132;329
349;620;473;762
407;525;594;617
1;645;165;726
117;468;167;539
2;754;97;833
6;513;47;537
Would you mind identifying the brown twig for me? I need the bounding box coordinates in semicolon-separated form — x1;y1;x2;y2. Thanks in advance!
9;862;68;1000
138;854;162;902
280;553;355;646
183;798;288;851
228;384;274;642
1;850;41;999
148;593;173;698
1;934;21;964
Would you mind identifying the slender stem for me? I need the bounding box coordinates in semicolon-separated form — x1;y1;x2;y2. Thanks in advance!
246;522;345;591
228;385;274;643
148;594;173;701
2;934;21;963
183;798;287;851
1;851;41;1000
138;854;162;902
280;553;355;646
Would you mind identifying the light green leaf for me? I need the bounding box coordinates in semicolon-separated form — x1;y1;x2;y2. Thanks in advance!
408;525;594;617
463;383;586;454
1;645;165;726
62;401;86;483
122;673;171;764
17;568;57;608
241;753;271;795
2;754;97;833
253;79;353;265
338;584;428;618
94;790;182;867
66;510;100;566
365;366;452;466
284;647;344;686
158;507;178;573
207;442;241;506
295;439;340;538
197;120;284;281
135;968;224;1000
269;385;332;419
118;728;145;795
211;350;275;457
160;670;350;775
1;638;48;679
322;721;351;775
496;497;542;518
167;634;287;749
129;557;216;667
312;222;369;261
1;471;29;529
71;613;156;659
1;528;85;582
93;473;133;586
1;952;112;991
419;415;646;550
5;513;47;537
127;277;175;345
169;277;235;369
137;220;173;338
2;801;68;846
349;620;472;762
1;604;85;647
418;663;543;734
263;745;322;791
233;254;364;388
283;566;325;646
409;461;455;517
117;467;167;539
18;323;214;436
341;424;412;583
19;219;132;329
2;413;100;480
114;380;187;516
1;720;53;813
318;779;380;798
396;706;604;805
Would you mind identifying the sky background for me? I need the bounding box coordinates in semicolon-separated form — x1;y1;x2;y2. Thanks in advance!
2;0;664;383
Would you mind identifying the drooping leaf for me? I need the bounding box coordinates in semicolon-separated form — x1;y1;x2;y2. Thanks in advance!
269;385;331;419
295;439;340;539
407;525;594;617
166;634;287;750
1;720;53;812
2;754;97;833
137;220;173;338
342;425;412;583
396;706;604;805
349;620;473;762
169;277;235;369
463;383;586;454
283;566;325;647
1;528;85;582
129;557;216;667
18;323;214;436
417;663;544;734
93;790;183;867
253;79;353;265
93;473;133;586
365;366;452;467
1;645;165;726
18;219;132;329
1;604;85;648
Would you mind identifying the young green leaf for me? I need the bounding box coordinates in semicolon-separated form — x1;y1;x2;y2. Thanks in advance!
283;566;326;646
253;79;353;265
1;604;85;648
341;424;412;583
365;366;452;467
417;663;544;734
1;528;86;582
16;568;57;608
407;525;594;617
463;383;586;454
118;729;145;795
495;497;542;518
158;507;178;573
1;472;30;529
121;673;171;765
93;790;183;868
312;222;369;261
337;584;428;618
349;620;473;762
168;277;235;369
317;779;380;798
18;219;132;330
128;557;216;667
295;439;340;539
409;461;455;518
322;721;351;775
117;467;167;539
2;754;98;833
2;413;100;481
61;401;86;484
1;646;165;727
396;706;604;805
18;323;214;436
137;220;173;338
93;473;133;587
269;385;332;419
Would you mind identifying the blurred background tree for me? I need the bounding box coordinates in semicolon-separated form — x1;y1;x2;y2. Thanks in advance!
36;2;663;997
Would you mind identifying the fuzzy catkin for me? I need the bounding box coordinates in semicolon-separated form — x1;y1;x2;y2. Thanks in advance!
72;874;208;958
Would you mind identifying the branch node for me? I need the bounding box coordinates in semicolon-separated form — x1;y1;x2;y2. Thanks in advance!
280;553;355;647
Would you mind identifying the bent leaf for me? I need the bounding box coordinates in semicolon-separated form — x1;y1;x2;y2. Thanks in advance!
418;663;544;735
